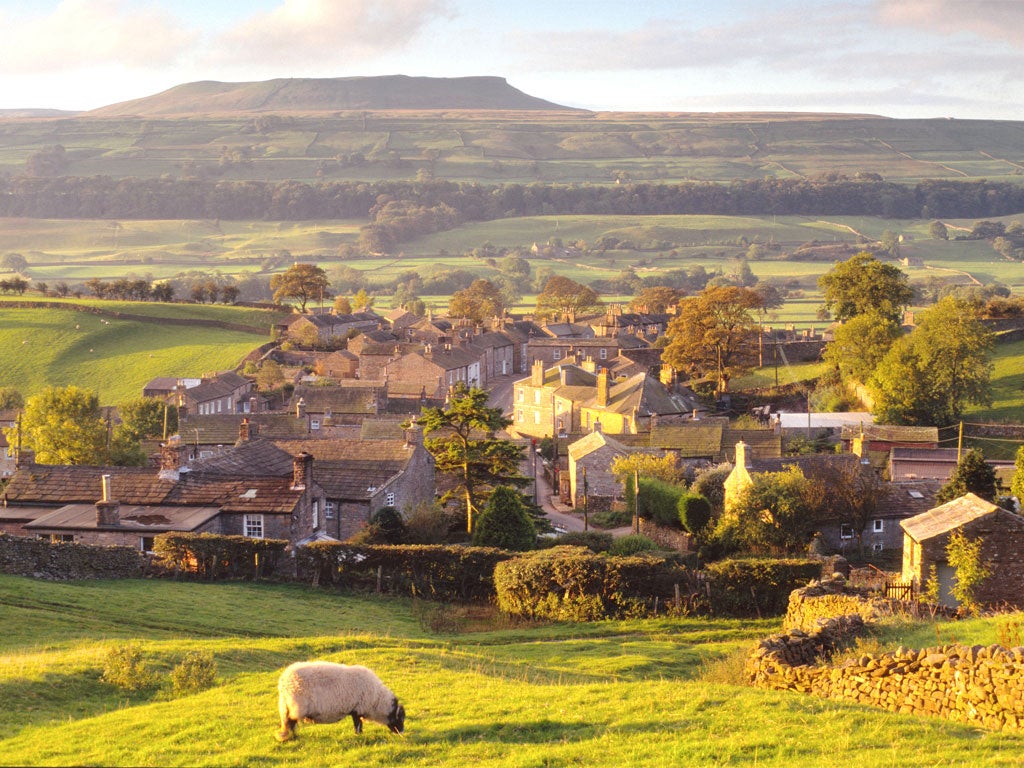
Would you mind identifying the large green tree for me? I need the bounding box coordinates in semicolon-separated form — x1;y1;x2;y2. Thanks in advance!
6;386;108;465
117;397;178;443
870;296;993;426
823;310;901;382
269;263;330;312
818;251;913;324
936;449;997;504
419;384;528;532
719;467;816;554
662;285;761;393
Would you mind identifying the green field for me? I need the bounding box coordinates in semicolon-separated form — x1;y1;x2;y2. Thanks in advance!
0;300;288;403
1;574;1021;767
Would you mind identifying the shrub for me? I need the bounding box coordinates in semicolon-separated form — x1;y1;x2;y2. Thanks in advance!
608;534;658;556
691;464;731;516
590;509;633;529
494;548;694;621
472;486;536;551
153;533;287;579
539;531;613;552
102;642;158;692
404;501;459;544
369;506;406;544
704;558;822;617
638;478;685;528
170;650;217;697
677;493;712;534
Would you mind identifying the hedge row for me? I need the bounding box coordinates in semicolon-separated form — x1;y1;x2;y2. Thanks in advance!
297;542;514;603
704;558;823;617
153;533;289;580
493;547;697;621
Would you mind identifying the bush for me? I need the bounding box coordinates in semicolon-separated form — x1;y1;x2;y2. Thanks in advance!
102;642;158;692
704;558;822;617
472;486;536;551
494;548;695;621
404;501;460;544
608;534;658;556
369;506;407;543
678;493;712;534
638;478;685;528
539;531;613;552
170;650;217;697
590;509;633;528
153;533;287;579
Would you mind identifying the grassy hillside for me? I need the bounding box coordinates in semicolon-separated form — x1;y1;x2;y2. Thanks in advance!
0;299;285;403
0;574;1021;767
6;111;1024;184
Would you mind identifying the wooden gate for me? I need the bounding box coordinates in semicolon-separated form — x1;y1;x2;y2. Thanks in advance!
884;580;913;601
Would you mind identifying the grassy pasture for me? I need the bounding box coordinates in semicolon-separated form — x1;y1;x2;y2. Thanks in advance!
0;301;282;403
0;574;1021;767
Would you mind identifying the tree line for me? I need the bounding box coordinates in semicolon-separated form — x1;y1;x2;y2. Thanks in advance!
3;175;1024;224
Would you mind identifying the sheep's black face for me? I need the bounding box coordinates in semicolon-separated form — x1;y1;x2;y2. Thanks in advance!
388;701;406;734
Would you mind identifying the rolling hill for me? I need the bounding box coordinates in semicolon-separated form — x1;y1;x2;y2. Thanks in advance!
87;75;576;117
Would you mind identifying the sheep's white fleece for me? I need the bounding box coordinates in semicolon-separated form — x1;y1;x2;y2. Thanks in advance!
278;662;397;728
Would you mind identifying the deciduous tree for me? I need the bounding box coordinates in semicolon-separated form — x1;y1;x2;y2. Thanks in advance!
7;386;107;465
269;263;330;312
818;251;913;324
448;279;505;324
661;285;761;393
534;275;602;321
823;310;901;382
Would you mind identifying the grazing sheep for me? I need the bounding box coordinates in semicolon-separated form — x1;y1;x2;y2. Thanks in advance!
276;661;405;742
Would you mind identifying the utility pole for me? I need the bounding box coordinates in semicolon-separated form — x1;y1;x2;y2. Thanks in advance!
582;467;589;532
633;469;640;535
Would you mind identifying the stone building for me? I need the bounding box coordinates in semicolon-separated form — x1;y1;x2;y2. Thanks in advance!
901;493;1024;608
566;429;631;512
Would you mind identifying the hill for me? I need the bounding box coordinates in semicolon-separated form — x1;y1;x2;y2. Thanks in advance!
88;75;576;117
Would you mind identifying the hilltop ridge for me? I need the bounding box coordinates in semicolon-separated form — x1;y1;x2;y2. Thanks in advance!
87;75;578;116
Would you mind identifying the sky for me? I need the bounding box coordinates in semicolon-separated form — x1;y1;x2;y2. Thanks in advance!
2;0;1024;119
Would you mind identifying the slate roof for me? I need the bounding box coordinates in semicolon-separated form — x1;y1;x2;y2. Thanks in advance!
26;504;221;533
188;439;297;477
360;417;408;440
291;383;383;414
890;447;958;464
181;413;312;444
900;493;1004;542
184;372;250;404
649;424;724;456
567;431;629;462
879;481;942;520
584;373;692;417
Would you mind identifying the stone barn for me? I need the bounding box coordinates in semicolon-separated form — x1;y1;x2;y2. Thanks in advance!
901;493;1024;608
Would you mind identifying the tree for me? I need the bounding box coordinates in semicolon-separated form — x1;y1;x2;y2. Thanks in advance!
610;453;683;485
6;386;108;465
721;467;815;554
946;530;991;615
269;264;330;312
256;360;287;391
0;253;27;273
929;220;949;240
870;297;993;426
807;459;888;555
936;449;997;504
419;384;528;533
471;486;536;550
534;275;602;321
818;251;913;324
822;310;901;382
661;285;761;393
0;387;24;410
117;397;177;443
1010;445;1024;504
352;288;374;312
333;296;352;315
629;286;684;314
448;279;504;323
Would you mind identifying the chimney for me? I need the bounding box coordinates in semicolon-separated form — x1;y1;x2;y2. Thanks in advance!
531;359;545;387
597;368;610;407
295;397;306;420
95;474;120;527
292;452;313;490
14;447;34;469
734;440;750;468
158;436;188;481
237;418;256;444
581;356;596;373
404;419;423;449
249;396;258;414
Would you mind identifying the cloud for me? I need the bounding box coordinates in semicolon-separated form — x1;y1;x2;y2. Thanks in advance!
209;0;454;68
877;0;1024;46
0;0;196;73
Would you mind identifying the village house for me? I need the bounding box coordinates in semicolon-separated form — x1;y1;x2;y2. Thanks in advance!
289;381;387;432
174;371;254;416
276;311;383;345
648;418;781;463
0;437;326;550
566;429;631;512
587;304;672;342
384;342;486;403
901;493;1024;608
0;409;17;478
526;334;648;369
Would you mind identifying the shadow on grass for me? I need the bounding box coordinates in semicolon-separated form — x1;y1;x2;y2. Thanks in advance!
438;719;592;744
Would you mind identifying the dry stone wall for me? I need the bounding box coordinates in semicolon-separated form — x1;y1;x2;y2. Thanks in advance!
0;534;147;579
748;579;1024;731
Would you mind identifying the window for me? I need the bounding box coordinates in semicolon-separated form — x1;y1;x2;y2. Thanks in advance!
310;419;320;430
534;390;541;404
312;500;320;529
534;411;541;424
517;388;524;402
599;348;608;360
553;349;561;360
386;492;396;507
872;519;884;533
140;536;155;553
872;542;884;553
325;501;335;520
243;514;264;539
840;523;854;540
517;410;523;422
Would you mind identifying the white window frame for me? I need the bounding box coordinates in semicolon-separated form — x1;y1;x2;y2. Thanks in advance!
140;536;155;553
599;348;608;360
872;519;884;533
517;388;524;402
310;419;321;430
534;390;541;404
534;411;541;424
553;349;562;360
312;500;320;529
325;501;335;520
840;523;854;540
386;491;396;507
244;514;264;539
